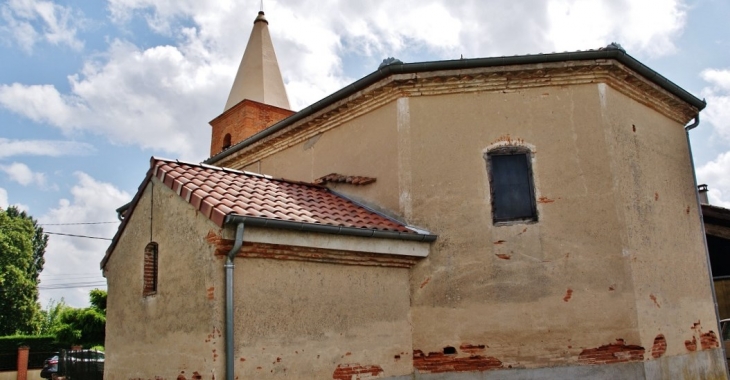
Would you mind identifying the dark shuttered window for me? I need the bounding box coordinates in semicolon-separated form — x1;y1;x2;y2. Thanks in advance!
487;149;537;223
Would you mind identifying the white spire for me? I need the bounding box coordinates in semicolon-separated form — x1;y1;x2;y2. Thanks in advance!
224;11;290;111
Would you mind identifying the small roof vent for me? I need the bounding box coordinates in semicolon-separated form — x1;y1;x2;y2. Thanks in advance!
379;57;403;69
602;42;626;53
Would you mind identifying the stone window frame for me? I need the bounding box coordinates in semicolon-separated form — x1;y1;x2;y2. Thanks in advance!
484;146;538;225
143;242;158;297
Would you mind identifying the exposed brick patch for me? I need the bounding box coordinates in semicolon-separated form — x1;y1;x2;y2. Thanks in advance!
205;230;221;245
493;240;506;245
578;339;645;364
177;373;186;380
649;294;660;308
491;134;526;146
563;289;573;302
651;334;666;359
192;372;202;380
413;349;502;373
332;364;383;379
701;331;719;350
314;173;376;186
216;240;419;268
495;254;511;260
654;192;659;201
459;344;486;354
537;196;555;204
685;320;719;351
420;277;430;289
207;287;215;300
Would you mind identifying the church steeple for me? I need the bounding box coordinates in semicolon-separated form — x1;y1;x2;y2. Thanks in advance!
224;11;290;111
209;11;295;158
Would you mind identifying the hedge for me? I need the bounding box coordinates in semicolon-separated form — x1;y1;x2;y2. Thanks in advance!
0;335;65;371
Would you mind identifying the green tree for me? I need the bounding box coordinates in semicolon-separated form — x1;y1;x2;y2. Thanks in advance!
0;206;47;335
54;289;106;346
38;298;71;335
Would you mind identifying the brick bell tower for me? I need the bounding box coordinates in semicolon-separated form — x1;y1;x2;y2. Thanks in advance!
209;11;294;157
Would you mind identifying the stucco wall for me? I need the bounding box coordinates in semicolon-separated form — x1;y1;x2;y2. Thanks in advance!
104;178;226;379
231;257;412;379
236;80;722;377
105;177;417;379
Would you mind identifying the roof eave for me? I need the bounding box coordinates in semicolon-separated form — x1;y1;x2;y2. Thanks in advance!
223;214;438;242
205;49;706;165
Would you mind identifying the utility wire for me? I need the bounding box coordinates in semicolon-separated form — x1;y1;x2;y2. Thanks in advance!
39;283;107;290
39;221;118;226
44;232;112;241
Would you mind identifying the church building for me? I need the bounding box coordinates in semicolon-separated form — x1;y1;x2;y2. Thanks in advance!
102;10;725;380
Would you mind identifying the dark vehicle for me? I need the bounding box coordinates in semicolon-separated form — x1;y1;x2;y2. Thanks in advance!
40;354;58;379
40;350;104;379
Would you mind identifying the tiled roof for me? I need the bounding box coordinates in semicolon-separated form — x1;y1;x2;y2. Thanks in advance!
314;173;376;186
152;158;410;232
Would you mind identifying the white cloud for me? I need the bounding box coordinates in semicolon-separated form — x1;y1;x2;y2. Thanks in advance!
0;162;45;186
547;0;686;57
0;0;690;161
38;172;130;307
697;151;730;208
701;68;730;143
0;0;84;52
0;138;95;158
0;187;29;211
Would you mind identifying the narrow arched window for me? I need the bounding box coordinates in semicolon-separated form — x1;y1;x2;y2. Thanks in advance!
143;242;158;296
222;133;232;150
485;147;537;224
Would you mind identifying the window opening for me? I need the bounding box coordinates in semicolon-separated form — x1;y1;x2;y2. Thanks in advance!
486;148;537;224
143;242;158;296
222;133;232;150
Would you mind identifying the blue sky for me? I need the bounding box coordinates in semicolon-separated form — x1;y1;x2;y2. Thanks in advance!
1;0;729;307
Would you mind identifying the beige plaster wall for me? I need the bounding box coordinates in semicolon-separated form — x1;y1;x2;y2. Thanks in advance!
254;101;401;215
404;84;641;366
105;178;416;379
104;178;226;380
0;369;41;380
236;81;720;375
600;83;719;356
231;257;412;379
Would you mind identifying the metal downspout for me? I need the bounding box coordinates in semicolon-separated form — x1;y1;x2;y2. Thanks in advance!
684;115;728;374
225;223;245;380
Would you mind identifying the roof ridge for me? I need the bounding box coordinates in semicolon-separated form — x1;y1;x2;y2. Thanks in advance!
151;156;328;188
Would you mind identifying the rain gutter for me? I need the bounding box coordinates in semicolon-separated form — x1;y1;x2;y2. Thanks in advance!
223;214;437;242
224;223;244;380
206;48;706;165
684;115;728;376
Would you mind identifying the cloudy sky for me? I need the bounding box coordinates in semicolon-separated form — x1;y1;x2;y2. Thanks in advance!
1;0;728;307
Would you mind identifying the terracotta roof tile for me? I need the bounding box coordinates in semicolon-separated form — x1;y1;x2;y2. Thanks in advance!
151;158;413;233
314;173;376;186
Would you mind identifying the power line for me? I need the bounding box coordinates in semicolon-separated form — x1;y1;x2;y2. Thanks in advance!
39;283;107;290
45;232;112;241
39;221;118;226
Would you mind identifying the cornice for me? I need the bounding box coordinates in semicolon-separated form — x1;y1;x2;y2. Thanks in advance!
216;59;701;170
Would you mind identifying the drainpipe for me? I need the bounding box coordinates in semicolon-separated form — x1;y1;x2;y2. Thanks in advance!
684;115;728;374
225;223;245;380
